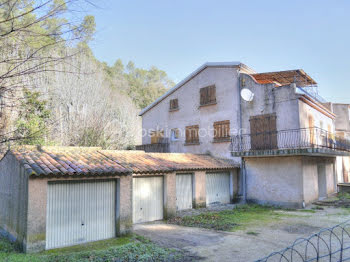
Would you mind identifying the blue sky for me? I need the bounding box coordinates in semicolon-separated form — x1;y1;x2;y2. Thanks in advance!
88;0;350;103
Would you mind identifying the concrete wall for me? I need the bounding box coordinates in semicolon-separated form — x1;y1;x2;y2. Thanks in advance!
164;172;176;219
245;157;304;208
141;66;241;160
302;157;319;204
299;100;334;131
0;152;28;251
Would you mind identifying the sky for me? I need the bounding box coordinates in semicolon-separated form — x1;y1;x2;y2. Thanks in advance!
87;0;350;103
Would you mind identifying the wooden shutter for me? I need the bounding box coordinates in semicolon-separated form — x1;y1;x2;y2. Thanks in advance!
186;125;199;144
214;120;230;141
200;85;216;106
169;99;179;111
151;131;164;144
308;115;315;145
250;114;277;150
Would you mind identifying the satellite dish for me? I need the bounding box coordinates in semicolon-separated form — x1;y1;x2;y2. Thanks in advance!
241;88;254;102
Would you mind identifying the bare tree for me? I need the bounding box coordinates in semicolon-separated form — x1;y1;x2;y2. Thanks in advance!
0;0;95;144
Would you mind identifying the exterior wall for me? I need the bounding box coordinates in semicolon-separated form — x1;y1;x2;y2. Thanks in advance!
245;157;304;208
163;172;176;219
0;152;28;251
193;171;207;208
302;157;336;204
298;100;334;131
25;175;131;253
332;104;350;132
240;74;301;134
141;66;241;160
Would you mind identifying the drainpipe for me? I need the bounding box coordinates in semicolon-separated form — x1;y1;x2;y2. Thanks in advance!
238;71;247;203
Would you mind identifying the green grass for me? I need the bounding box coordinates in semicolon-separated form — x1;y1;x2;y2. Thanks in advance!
246;231;260;236
0;235;185;262
168;204;295;231
297;209;316;213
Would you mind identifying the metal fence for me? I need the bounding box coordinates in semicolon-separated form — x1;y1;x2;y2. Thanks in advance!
256;220;350;262
231;127;350;153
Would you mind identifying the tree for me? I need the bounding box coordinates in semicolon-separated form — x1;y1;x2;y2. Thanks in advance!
15;89;51;145
0;0;95;143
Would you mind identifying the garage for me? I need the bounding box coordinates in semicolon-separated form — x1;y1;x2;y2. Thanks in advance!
46;180;116;250
206;172;231;206
176;173;193;211
133;176;164;223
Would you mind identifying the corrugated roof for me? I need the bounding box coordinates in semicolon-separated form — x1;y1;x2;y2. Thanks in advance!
9;146;238;177
100;151;238;173
251;69;317;87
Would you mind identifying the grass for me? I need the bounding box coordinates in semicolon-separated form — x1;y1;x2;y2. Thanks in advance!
0;235;185;262
168;204;295;232
246;231;260;236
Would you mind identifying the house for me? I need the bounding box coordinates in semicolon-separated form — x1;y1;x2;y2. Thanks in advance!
323;103;350;183
0;146;238;252
138;62;350;208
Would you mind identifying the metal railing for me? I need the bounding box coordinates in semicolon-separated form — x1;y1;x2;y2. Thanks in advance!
135;138;170;153
256;220;350;262
231;127;350;153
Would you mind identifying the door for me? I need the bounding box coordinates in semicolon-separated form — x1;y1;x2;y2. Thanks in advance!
317;164;327;199
176;174;193;211
133;177;163;223
46;180;116;250
250;114;277;150
206;172;231;206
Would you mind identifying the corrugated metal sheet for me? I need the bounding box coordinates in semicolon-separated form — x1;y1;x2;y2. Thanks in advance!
176;174;193;211
206;172;230;206
133;177;163;223
46;180;116;249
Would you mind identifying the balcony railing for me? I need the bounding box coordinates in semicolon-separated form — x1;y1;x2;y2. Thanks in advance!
231;127;350;154
135;138;170;153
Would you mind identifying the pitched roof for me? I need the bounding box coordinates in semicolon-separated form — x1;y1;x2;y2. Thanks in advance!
9;146;238;177
100;151;238;174
11;146;131;177
139;62;254;116
251;69;317;87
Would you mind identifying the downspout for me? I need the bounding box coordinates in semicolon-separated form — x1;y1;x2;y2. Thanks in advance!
238;70;247;203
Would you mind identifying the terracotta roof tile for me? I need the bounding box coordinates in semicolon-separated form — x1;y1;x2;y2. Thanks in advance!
9;146;238;177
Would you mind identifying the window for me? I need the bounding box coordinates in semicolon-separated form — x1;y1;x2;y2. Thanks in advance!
150;130;164;144
200;85;216;106
185;125;199;144
213;120;230;142
171;128;180;141
169;99;179;111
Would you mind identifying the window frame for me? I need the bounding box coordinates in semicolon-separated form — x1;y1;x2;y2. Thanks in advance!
170;128;180;141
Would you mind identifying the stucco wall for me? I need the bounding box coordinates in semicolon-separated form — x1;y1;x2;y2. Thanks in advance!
299;100;334;131
0;152;28;251
240;75;301;135
141;66;241;160
302;157;319;204
245;157;304;208
333;104;350;132
193;171;207;208
164;172;176;219
25;175;131;253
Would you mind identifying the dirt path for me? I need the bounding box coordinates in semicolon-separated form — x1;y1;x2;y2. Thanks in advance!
133;207;350;262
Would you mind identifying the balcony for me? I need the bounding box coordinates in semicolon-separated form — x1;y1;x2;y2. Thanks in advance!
231;127;350;157
135;138;170;153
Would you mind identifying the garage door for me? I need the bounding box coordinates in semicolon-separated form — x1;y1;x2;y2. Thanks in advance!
176;174;193;211
46;181;116;249
133;177;163;223
206;172;231;206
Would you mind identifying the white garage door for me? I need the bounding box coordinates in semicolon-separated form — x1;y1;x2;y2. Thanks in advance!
176;174;193;211
133;177;163;223
206;172;231;206
46;181;116;250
